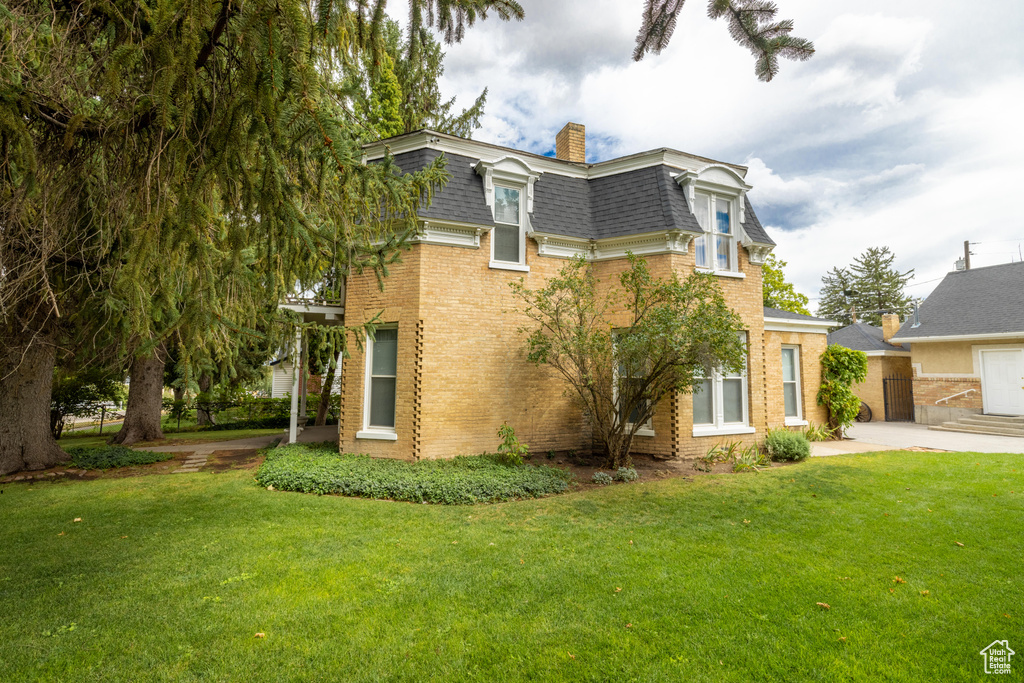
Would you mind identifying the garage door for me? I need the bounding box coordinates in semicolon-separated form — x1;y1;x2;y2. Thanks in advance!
981;349;1024;416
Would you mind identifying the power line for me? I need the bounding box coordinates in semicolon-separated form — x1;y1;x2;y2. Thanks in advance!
906;276;947;288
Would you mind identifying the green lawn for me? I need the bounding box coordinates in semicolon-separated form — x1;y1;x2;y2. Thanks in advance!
1;451;1021;681
57;427;283;450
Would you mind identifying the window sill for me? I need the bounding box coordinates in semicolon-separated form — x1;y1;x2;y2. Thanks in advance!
489;261;530;273
356;430;397;441
784;418;808;427
631;427;656;438
695;268;745;279
692;425;756;437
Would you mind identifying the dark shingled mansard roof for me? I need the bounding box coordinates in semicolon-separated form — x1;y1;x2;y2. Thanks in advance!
892;261;1024;340
390;148;775;246
828;322;905;353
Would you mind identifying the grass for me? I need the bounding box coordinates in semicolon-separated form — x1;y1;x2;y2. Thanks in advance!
64;445;176;470
57;427;283;450
1;450;1021;681
256;442;573;504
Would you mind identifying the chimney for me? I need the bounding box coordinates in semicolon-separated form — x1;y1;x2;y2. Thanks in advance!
881;313;901;346
555;122;586;163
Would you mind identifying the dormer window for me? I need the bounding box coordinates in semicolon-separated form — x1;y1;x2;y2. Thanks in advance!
693;193;734;271
475;156;540;273
677;164;755;274
492;185;523;264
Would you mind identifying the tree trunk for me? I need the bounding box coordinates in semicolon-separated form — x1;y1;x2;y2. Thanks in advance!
196;374;215;426
109;351;165;445
173;386;185;402
0;336;69;475
314;362;336;426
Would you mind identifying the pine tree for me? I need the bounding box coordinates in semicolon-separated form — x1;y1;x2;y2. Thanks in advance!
351;19;488;138
848;247;914;327
815;248;914;328
0;0;518;474
634;0;814;81
762;254;810;315
817;267;854;327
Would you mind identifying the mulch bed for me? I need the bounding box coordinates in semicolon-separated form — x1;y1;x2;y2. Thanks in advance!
3;447;802;489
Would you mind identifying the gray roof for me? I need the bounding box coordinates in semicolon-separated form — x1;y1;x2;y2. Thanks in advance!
893;261;1024;340
763;306;833;323
828;322;905;352
390;147;775;246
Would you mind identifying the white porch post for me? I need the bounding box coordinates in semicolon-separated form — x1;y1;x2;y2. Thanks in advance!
335;352;343;439
288;328;302;444
298;334;308;418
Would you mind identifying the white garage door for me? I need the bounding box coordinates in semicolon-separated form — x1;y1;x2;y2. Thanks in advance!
981;349;1024;416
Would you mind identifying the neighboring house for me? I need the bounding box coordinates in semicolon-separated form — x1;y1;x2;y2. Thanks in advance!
891;261;1024;430
827;316;912;421
337;123;834;460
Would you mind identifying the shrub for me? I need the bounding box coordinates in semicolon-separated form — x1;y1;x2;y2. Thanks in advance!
255;443;573;505
495;422;529;466
764;429;811;462
66;446;175;470
615;467;639;482
592;471;614;485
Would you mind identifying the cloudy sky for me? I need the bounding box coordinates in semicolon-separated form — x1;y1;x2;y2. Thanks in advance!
408;0;1024;312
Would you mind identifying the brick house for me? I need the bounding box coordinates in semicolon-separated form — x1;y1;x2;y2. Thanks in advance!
891;261;1024;431
336;124;834;460
827;316;912;421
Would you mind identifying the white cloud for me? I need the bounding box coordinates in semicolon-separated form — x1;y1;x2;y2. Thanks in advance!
429;0;1024;311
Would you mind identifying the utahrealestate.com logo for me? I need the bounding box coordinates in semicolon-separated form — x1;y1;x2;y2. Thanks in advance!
980;640;1015;675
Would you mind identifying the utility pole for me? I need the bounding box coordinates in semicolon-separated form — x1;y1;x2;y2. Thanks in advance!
964;240;971;270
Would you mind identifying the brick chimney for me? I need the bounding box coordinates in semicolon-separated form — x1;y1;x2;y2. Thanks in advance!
881;313;902;347
555;122;586;163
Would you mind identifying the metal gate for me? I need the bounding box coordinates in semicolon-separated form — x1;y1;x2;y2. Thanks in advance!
883;376;914;422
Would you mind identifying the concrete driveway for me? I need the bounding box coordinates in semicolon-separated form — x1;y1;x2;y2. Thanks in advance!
813;421;1024;456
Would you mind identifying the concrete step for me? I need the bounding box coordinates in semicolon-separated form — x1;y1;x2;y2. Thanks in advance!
930;424;1024;437
957;417;1024;429
962;414;1024;424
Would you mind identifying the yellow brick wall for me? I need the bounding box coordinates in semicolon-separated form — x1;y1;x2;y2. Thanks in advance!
763;330;830;429
851;355;912;421
339;228;828;460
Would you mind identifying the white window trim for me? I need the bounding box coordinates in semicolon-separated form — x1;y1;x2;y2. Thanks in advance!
359;326;397;439
692;333;750;436
489;183;528;268
782;344;804;425
695;268;746;280
693;192;739;273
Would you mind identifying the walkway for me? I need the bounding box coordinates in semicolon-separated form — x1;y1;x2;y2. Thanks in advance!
811;421;1024;456
134;425;339;473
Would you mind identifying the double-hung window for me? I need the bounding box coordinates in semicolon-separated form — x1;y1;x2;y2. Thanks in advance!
491;185;524;267
692;193;735;271
616;356;654;437
781;345;804;425
692;332;753;436
358;327;398;440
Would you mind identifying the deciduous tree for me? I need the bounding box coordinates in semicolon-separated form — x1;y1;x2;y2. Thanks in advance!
511;255;744;469
762;254;810;315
